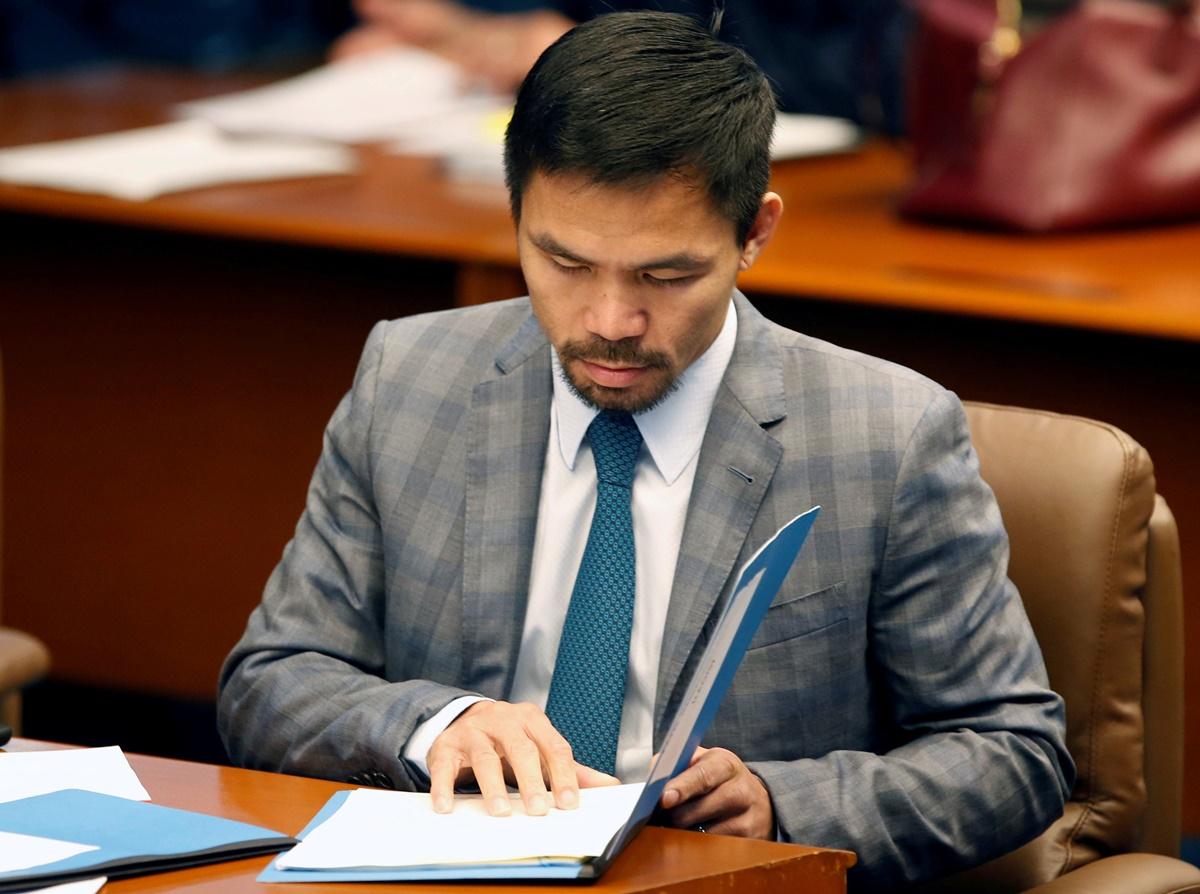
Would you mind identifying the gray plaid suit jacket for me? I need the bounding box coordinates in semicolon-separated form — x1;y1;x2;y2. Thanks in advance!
219;293;1072;890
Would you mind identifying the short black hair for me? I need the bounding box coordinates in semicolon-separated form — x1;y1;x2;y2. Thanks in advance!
504;11;777;245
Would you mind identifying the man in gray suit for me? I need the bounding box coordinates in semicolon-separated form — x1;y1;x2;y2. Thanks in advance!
219;11;1073;890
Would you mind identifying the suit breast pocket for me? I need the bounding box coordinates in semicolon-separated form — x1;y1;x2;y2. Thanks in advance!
712;581;866;760
749;581;850;650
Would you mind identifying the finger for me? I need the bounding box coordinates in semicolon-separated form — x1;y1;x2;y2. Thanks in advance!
688;745;709;766
667;785;738;829
661;748;738;809
499;733;551;816
523;714;580;810
703;813;759;837
466;736;512;816
669;771;774;839
427;747;464;814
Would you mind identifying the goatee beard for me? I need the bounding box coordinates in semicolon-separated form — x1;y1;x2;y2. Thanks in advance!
556;337;677;414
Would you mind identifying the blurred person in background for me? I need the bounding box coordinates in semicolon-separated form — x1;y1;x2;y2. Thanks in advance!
0;0;352;78
0;0;909;133
333;0;910;133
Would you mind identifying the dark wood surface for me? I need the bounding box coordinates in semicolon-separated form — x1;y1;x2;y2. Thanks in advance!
2;739;854;893
1;68;1198;830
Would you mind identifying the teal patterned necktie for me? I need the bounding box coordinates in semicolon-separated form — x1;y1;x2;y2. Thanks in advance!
545;410;643;777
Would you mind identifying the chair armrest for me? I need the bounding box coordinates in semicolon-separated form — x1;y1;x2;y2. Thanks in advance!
0;626;49;690
1025;854;1200;894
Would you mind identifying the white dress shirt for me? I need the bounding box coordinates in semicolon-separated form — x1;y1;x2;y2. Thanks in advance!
403;299;737;782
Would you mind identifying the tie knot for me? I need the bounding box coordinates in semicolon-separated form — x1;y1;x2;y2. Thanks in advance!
588;411;642;487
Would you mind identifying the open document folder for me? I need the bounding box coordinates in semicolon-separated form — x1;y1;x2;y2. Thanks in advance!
260;505;820;884
0;789;295;892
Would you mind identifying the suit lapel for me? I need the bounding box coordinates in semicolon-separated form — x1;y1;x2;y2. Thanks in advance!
653;294;787;740
460;312;552;699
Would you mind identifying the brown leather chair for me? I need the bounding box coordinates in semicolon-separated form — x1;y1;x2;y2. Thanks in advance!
919;403;1200;893
0;349;50;733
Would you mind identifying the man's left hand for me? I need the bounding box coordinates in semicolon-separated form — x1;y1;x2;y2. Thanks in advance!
659;746;775;839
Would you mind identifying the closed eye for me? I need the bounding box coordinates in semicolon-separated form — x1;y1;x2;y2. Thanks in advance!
643;272;695;288
550;257;589;275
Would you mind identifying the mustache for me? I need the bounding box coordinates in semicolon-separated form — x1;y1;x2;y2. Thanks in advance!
558;338;672;371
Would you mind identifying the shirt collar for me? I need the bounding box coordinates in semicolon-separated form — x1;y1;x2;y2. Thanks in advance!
551;299;738;485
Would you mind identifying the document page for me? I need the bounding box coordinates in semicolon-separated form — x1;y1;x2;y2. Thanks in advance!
0;121;354;200
275;784;645;870
771;114;861;159
177;49;496;144
0;746;150;803
30;880;106;894
0;831;97;873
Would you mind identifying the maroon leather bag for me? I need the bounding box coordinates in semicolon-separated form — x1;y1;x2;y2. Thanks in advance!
901;0;1200;231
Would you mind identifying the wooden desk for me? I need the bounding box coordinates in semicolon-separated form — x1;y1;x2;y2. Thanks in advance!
2;70;1199;340
3;740;855;893
1;70;1198;827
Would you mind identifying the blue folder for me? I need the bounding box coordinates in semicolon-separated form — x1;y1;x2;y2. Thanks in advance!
0;788;296;892
261;506;820;884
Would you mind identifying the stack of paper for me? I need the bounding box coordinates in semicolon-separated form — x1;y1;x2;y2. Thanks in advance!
0;120;354;201
261;784;643;884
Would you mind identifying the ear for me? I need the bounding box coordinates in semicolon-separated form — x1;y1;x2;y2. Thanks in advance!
738;192;783;270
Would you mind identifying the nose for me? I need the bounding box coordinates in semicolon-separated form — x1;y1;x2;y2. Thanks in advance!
583;286;647;343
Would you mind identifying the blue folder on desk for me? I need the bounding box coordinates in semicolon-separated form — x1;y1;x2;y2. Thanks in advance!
0;788;296;892
260;505;820;885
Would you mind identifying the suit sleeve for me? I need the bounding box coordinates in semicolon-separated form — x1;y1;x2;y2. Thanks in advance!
747;389;1075;892
217;321;476;790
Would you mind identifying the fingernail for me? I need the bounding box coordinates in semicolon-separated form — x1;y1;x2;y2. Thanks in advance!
433;796;451;813
662;788;679;808
529;794;548;815
492;797;512;815
558;789;578;809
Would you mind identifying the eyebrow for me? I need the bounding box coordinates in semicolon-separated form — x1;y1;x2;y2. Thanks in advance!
529;232;712;273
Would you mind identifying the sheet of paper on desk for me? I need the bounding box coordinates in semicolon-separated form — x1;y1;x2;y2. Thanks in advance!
0;746;149;803
27;878;106;894
772;114;862;159
177;48;505;144
0;831;97;873
0;120;354;201
274;783;645;870
408;110;862;185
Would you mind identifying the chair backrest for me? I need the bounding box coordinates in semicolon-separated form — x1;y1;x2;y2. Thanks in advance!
922;402;1183;893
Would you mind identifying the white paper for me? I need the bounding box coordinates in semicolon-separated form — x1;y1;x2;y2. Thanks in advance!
0;120;355;201
177;49;496;144
30;880;106;894
0;746;150;803
0;830;98;872
771;113;861;160
276;783;645;870
30;878;106;894
403;109;861;185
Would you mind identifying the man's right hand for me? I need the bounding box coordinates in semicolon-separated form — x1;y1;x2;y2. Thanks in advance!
426;700;618;817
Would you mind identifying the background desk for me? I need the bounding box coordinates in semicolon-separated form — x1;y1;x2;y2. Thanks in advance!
3;739;854;893
2;70;1198;827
